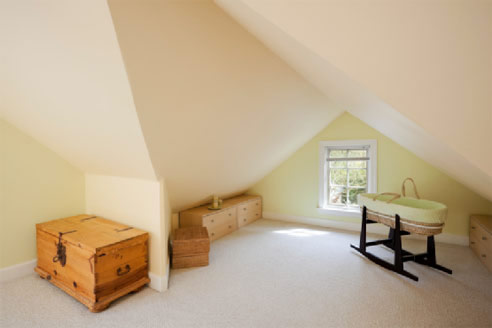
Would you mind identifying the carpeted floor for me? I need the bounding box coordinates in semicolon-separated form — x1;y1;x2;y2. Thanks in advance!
1;219;491;328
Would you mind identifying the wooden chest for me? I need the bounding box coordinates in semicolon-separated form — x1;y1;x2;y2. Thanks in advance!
172;227;210;269
35;215;150;312
179;195;262;241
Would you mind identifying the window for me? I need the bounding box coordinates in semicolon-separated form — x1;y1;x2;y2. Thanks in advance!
318;140;377;216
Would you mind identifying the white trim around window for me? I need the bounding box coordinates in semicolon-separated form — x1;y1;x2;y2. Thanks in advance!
318;139;377;217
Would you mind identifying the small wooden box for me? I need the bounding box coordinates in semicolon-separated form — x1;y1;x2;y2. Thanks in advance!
172;227;210;269
35;215;150;312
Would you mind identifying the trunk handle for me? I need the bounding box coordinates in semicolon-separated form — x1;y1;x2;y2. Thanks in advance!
117;264;131;276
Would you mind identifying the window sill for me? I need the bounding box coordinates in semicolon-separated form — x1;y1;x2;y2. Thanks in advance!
317;206;361;218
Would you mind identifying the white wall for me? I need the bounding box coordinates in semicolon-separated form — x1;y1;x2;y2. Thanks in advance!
85;174;169;291
0;0;155;180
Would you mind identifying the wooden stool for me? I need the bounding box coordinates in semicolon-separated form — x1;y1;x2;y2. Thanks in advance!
172;227;210;269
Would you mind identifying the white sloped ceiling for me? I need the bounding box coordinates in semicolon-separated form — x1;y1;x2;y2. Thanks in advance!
107;0;342;211
0;0;156;180
3;0;489;213
216;0;492;201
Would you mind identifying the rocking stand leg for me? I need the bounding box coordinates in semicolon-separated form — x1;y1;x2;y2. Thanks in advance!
414;235;453;274
359;206;367;252
427;235;436;265
394;215;403;272
351;209;418;281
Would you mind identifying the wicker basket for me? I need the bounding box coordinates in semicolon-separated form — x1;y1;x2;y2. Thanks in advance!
358;178;447;236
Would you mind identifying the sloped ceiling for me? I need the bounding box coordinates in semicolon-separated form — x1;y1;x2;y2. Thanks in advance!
107;0;342;211
0;0;155;180
216;0;492;201
2;0;489;212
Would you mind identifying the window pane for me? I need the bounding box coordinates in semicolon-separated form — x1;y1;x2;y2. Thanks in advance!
329;160;346;168
329;186;347;205
330;168;347;185
329;150;347;158
347;160;367;168
348;188;366;205
348;169;367;187
348;150;367;158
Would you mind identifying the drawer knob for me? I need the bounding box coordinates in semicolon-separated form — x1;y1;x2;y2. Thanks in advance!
211;232;215;236
481;254;486;258
256;213;259;216
228;225;232;229
471;241;475;245
211;219;214;223
243;208;246;211
229;213;231;216
471;226;476;229
482;236;487;241
256;203;258;205
73;281;77;288
243;219;246;222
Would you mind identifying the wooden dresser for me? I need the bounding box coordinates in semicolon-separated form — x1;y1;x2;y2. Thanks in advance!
469;215;492;272
179;195;262;241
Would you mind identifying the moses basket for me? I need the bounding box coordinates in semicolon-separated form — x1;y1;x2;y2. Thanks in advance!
357;178;447;236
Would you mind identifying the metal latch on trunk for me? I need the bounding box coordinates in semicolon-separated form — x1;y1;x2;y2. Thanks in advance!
52;230;76;267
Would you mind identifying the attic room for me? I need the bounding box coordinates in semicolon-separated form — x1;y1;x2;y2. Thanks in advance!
0;0;491;327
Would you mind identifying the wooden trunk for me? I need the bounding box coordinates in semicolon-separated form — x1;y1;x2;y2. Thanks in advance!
172;227;210;269
35;214;150;312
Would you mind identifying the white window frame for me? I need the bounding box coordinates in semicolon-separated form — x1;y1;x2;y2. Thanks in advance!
318;139;377;217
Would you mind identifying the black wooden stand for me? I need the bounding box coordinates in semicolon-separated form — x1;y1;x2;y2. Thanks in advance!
350;206;452;281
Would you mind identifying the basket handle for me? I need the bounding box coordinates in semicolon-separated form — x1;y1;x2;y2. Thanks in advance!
401;178;420;199
372;192;401;203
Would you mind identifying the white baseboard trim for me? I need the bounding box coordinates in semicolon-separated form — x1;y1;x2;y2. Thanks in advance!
149;262;170;292
263;211;469;246
0;259;37;283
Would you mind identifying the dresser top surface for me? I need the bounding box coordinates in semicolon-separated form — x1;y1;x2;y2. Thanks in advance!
471;215;492;234
180;195;261;216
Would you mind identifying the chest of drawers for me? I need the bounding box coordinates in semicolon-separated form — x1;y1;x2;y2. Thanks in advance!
179;195;262;241
469;215;492;272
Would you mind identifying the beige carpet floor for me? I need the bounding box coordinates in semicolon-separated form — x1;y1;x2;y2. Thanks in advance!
1;219;491;328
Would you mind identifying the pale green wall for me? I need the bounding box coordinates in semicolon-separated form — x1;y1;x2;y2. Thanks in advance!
248;112;492;236
0;120;85;269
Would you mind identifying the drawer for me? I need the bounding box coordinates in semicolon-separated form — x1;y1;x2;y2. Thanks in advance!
207;220;237;241
469;234;480;256
482;250;492;272
470;234;492;272
203;208;236;228
470;219;480;237
237;199;261;227
476;245;492;272
471;219;492;253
